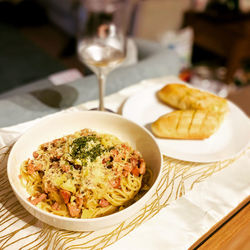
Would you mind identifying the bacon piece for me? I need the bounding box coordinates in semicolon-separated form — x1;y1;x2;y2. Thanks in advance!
29;193;47;205
50;150;57;161
76;196;83;208
121;144;130;151
52;139;60;146
114;155;122;162
50;150;62;161
61;165;70;172
33;151;39;158
123;170;128;177
130;157;138;168
139;159;146;175
102;157;110;164
110;149;122;162
27;162;42;174
99;199;110;207
41;142;49;151
110;149;119;156
52;162;59;168
80;128;92;136
131;167;140;177
56;152;63;160
67;203;81;217
36;163;42;170
60;189;71;204
27;163;35;174
52;202;60;210
124;163;133;172
133;150;141;157
110;178;120;189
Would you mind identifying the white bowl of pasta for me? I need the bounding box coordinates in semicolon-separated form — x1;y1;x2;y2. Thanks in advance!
7;111;162;231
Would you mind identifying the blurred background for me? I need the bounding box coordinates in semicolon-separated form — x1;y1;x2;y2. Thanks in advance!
1;0;250;96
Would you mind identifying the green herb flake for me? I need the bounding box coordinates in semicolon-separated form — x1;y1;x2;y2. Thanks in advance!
70;135;106;162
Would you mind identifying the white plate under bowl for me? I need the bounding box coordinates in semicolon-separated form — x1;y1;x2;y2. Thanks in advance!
122;84;250;163
7;111;162;231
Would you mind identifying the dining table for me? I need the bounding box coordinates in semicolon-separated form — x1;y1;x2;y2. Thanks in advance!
0;39;249;250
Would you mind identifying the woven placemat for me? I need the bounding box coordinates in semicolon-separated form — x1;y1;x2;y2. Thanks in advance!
0;143;246;250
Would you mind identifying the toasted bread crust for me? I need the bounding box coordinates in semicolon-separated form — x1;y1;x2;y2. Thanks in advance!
157;83;228;114
151;110;224;140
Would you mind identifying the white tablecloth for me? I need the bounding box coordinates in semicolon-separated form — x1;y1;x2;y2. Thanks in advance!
0;76;249;250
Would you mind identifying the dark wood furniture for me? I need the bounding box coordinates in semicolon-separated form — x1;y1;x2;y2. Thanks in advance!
184;11;250;83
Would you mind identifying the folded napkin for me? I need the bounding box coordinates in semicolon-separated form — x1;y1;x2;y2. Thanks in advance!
0;76;249;250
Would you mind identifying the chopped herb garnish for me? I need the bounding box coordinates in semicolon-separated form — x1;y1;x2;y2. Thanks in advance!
70;135;107;162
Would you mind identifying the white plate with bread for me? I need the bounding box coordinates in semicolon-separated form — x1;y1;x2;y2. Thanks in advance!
122;83;250;162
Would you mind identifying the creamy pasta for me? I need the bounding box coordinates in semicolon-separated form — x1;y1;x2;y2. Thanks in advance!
20;129;151;219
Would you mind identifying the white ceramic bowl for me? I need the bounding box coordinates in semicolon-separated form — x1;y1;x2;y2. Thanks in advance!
7;111;162;231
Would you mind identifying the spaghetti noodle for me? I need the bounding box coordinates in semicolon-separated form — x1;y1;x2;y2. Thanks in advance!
20;129;151;218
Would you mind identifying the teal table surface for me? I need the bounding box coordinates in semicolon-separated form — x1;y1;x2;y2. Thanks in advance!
0;40;182;127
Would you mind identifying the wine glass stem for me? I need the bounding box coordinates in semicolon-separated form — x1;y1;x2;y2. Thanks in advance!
98;73;107;111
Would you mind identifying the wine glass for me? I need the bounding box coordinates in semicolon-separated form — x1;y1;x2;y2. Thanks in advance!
77;0;127;111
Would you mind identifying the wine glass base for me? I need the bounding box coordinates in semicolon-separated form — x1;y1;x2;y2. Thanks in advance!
89;107;115;113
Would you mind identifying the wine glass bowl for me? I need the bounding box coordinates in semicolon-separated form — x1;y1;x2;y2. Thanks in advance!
78;24;126;75
77;1;127;111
